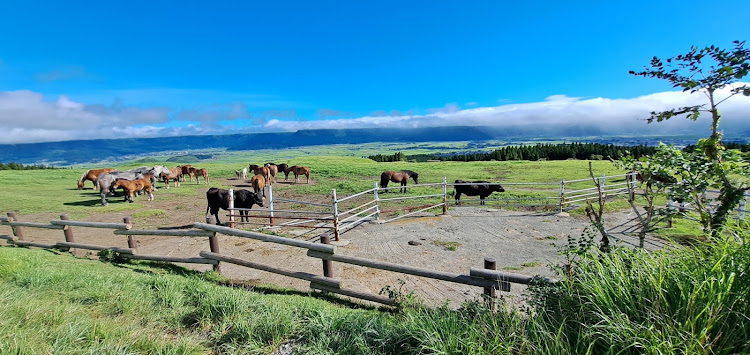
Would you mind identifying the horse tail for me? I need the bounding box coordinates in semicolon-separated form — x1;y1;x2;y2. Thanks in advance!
380;172;389;188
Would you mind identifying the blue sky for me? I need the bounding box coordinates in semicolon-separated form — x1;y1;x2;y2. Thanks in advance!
1;1;749;143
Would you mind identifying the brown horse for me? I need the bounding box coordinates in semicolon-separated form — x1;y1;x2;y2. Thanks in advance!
160;167;182;188
380;170;419;193
78;168;115;190
189;167;210;184
264;163;278;185
112;178;154;202
288;165;311;184
250;174;266;197
253;166;270;182
178;165;194;182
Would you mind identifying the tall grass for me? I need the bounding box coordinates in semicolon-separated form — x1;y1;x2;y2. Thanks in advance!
530;223;750;354
3;222;750;354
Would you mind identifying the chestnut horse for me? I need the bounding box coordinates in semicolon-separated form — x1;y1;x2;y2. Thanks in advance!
264;163;278;185
78;168;115;190
253;166;270;182
288;165;311;184
380;170;419;193
112;177;154;203
251;174;266;197
178;165;194;182
189;167;210;184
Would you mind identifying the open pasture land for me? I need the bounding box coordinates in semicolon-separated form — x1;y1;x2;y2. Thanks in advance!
1;157;649;305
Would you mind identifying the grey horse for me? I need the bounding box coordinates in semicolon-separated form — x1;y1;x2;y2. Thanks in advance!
128;166;170;189
96;171;144;206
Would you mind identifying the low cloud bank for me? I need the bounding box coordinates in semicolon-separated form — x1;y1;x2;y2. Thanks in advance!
1;85;749;144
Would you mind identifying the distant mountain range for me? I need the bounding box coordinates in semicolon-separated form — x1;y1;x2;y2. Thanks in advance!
0;125;734;165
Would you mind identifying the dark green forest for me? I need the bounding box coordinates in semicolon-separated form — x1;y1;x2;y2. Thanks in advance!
369;142;660;162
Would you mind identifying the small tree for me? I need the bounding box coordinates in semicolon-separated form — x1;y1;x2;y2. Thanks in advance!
630;41;750;239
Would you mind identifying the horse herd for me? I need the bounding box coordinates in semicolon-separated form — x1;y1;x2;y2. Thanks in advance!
76;164;507;223
77;165;210;206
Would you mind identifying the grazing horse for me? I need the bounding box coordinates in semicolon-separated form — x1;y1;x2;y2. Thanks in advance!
189;167;210;184
249;164;260;173
178;165;194;182
264;163;278;184
380;170;419;193
160;167;182;188
95;171;144;206
112;178;154;203
78;168;115;190
288;165;311;184
454;180;505;205
276;163;290;180
251;174;266;197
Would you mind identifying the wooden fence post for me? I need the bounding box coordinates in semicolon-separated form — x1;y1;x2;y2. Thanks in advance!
484;257;497;311
123;216;137;250
7;212;24;240
320;235;334;278
60;214;75;243
628;172;636;201
666;199;674;228
206;216;221;272
228;188;235;229
558;180;565;213
442;177;448;215
332;189;340;241
268;184;275;226
373;182;380;221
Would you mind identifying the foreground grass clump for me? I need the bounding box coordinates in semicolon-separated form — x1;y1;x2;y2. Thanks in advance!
531;225;750;354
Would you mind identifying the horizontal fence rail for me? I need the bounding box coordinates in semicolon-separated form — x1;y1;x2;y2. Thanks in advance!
0;212;551;308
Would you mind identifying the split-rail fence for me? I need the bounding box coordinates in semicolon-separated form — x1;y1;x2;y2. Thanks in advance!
0;212;552;307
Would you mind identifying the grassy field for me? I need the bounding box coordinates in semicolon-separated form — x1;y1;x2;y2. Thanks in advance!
2;148;748;353
0;154;630;217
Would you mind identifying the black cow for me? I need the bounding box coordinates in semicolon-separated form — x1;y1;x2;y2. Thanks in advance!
454;180;505;206
206;187;264;225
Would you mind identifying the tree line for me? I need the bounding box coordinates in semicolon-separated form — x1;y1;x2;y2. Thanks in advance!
0;162;62;170
368;142;659;162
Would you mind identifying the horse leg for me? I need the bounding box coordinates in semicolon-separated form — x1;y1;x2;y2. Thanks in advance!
401;181;407;193
455;191;461;205
101;190;108;206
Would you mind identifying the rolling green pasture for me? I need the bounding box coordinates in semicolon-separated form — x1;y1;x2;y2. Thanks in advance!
0;155;630;218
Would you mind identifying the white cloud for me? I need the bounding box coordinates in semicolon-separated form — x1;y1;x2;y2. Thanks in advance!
265;85;750;136
1;85;749;144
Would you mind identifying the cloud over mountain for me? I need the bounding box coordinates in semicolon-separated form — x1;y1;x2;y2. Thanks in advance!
1;85;749;144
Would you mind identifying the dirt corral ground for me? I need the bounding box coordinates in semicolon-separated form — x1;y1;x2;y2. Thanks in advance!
1;176;669;307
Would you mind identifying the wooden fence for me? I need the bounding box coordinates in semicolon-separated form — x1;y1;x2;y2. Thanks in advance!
1;212;552;307
221;173;641;242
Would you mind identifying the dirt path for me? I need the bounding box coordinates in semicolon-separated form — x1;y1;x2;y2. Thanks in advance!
1;177;667;307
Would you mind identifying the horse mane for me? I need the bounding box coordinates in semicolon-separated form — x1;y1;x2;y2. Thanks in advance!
79;170;90;182
399;170;417;177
